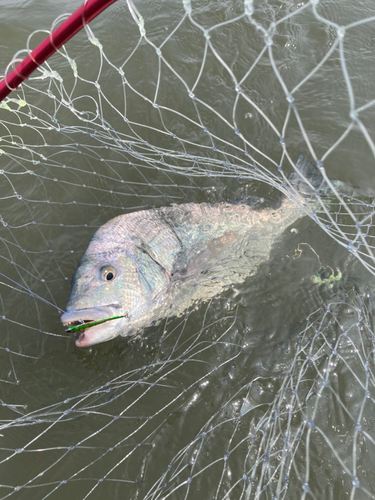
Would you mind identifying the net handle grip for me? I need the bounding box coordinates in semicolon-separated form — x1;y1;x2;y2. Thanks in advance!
0;0;118;103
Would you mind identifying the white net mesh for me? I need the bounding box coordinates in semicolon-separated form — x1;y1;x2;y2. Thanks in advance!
1;0;375;498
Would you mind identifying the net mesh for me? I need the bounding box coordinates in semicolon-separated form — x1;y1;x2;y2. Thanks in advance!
1;0;375;498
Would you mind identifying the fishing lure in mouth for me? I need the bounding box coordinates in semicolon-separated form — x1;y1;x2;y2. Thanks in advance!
65;314;128;333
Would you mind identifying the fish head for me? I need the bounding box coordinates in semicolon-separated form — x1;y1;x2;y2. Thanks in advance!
61;240;171;347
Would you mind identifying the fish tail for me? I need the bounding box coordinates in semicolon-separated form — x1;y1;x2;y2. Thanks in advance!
289;154;330;194
289;154;373;200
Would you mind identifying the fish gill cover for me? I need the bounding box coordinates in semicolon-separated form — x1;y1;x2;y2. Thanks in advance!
0;0;375;498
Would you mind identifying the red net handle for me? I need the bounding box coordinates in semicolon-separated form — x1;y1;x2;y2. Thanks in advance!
0;0;118;103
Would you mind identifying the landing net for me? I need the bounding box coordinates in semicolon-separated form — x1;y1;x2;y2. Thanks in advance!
1;0;375;498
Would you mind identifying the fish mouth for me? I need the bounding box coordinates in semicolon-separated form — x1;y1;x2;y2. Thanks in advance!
61;306;127;347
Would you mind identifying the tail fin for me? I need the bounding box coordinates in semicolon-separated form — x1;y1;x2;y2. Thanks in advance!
289;154;373;199
289;154;331;195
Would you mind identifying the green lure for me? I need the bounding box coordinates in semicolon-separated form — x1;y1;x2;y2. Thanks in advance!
66;315;127;333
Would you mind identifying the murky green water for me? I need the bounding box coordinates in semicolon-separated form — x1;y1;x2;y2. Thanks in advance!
1;0;375;498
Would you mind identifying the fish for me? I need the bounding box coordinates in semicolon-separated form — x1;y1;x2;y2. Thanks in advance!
60;155;340;347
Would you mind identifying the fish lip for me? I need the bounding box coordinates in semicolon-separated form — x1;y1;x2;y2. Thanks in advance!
74;323;109;348
74;318;126;348
74;329;86;344
61;305;120;347
61;305;117;326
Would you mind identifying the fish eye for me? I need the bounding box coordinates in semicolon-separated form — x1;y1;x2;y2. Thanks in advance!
100;265;116;282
